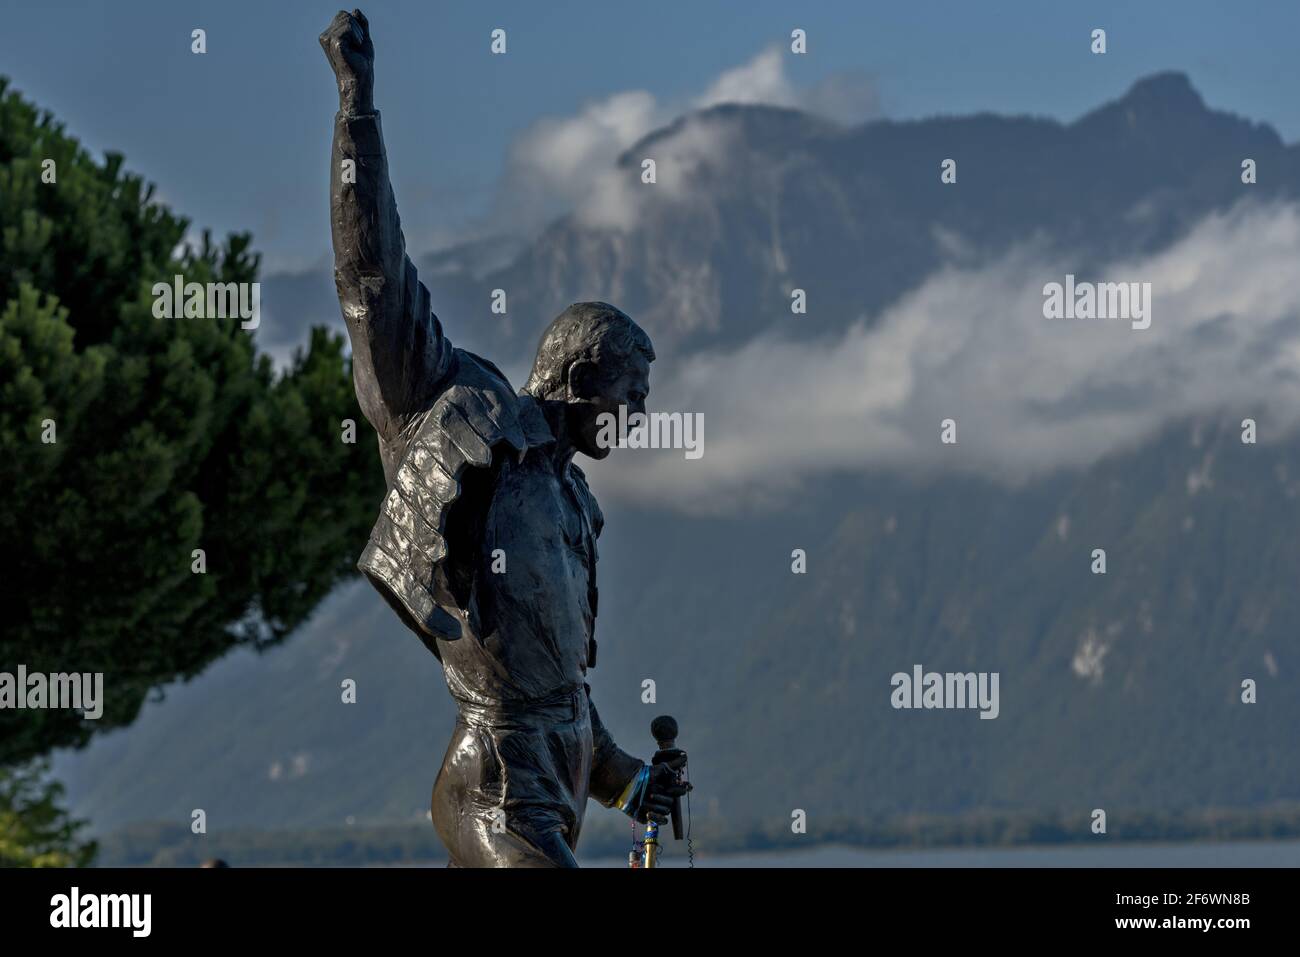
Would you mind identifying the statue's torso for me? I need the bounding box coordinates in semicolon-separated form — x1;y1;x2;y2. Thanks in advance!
426;448;605;856
357;352;618;852
436;449;600;706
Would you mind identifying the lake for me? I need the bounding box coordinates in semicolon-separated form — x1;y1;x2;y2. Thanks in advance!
580;839;1300;868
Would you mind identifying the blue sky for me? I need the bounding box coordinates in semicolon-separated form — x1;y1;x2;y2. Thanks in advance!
2;0;1298;270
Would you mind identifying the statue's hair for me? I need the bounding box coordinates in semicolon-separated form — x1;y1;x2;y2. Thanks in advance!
522;301;655;400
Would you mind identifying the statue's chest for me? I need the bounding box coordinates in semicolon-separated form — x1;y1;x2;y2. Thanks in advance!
488;461;600;646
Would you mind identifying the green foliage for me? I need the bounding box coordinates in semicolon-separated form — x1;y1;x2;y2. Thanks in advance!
0;761;96;867
0;76;385;766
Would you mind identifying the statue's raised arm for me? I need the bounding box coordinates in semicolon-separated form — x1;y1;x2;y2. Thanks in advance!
320;9;451;444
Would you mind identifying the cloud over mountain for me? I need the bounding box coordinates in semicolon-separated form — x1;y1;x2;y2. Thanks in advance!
483;46;880;241
592;200;1300;510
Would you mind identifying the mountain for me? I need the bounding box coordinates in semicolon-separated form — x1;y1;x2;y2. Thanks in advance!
54;74;1300;849
414;71;1297;366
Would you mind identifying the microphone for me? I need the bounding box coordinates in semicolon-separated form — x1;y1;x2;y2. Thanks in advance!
650;715;683;840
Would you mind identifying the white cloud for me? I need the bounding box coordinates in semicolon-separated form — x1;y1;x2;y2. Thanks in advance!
694;45;879;123
800;71;882;126
484;47;879;239
588;201;1300;512
574;114;742;231
695;46;797;110
496;90;660;233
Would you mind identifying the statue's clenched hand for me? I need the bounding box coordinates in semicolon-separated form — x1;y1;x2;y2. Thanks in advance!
320;9;375;113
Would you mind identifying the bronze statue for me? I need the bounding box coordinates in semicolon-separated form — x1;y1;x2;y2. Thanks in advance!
320;9;689;867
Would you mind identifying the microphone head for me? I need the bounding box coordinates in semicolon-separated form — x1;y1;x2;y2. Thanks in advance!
650;715;678;744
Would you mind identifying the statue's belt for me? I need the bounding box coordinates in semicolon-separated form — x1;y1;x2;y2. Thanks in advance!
453;686;587;729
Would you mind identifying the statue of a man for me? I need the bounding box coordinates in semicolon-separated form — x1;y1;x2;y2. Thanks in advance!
320;9;688;867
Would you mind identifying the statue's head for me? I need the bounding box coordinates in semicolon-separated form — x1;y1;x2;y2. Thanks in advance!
523;302;654;460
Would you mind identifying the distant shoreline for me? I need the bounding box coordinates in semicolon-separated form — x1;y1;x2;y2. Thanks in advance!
93;803;1300;867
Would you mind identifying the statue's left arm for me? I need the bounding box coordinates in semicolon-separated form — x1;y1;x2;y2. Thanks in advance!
588;686;693;822
585;686;646;809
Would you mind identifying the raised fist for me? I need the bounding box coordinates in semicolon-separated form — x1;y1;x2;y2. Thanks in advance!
320;9;374;113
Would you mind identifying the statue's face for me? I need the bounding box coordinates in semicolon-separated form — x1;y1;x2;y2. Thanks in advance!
569;352;651;460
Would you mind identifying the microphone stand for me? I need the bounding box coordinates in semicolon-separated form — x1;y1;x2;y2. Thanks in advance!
630;714;682;869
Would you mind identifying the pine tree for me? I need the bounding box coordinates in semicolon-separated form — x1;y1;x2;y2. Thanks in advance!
0;761;95;867
0;76;385;766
